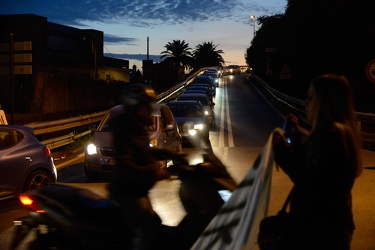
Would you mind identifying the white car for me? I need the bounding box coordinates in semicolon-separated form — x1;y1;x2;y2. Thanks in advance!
166;100;210;147
177;93;214;126
84;103;182;179
225;65;241;75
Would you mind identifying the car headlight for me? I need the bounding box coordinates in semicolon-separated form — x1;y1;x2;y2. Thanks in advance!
194;123;205;130
188;129;197;136
204;110;209;116
86;143;97;155
186;123;206;136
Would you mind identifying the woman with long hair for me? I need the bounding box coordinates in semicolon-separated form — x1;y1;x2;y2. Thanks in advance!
272;74;362;250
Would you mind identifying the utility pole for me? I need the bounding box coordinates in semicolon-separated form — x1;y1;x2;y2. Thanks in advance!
147;37;149;60
250;15;256;36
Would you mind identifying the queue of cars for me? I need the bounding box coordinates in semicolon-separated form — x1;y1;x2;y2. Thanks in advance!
0;67;241;196
83;71;221;179
0;69;226;188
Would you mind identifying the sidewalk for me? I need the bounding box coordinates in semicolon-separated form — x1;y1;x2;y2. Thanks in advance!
351;149;375;250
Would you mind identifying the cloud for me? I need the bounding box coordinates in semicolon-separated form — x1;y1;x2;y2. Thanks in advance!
105;53;162;62
104;35;138;45
0;0;287;66
1;0;257;27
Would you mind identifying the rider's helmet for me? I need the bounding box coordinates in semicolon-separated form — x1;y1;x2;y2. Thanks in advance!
119;84;157;126
120;84;156;114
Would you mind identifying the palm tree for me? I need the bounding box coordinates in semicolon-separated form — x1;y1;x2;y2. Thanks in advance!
192;41;224;71
160;40;193;70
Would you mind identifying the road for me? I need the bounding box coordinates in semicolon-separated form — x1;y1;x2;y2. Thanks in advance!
1;74;375;249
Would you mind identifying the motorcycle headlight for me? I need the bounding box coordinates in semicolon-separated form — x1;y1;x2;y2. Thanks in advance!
149;139;157;147
86;143;97;155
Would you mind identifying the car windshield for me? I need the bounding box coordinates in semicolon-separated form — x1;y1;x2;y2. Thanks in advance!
148;116;157;131
194;77;212;84
98;110;158;132
179;96;209;106
168;103;203;117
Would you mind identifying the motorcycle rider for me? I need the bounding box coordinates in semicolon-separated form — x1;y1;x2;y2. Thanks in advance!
108;84;178;250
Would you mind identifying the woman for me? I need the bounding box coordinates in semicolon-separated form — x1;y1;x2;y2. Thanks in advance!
272;74;362;250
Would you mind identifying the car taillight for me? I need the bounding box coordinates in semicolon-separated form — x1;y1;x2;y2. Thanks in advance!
19;194;45;213
43;147;51;156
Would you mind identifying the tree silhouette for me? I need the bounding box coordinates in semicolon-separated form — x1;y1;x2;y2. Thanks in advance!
160;40;193;71
192;41;224;71
245;0;375;112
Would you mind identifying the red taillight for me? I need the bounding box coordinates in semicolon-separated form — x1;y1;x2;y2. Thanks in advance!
43;147;51;156
19;194;45;213
19;194;34;205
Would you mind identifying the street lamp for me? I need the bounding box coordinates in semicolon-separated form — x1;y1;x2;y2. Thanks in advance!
250;15;256;36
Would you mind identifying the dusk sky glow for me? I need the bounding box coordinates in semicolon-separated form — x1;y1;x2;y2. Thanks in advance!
0;0;287;70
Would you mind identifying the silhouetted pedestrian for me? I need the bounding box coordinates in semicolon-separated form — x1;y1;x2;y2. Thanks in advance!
272;74;363;250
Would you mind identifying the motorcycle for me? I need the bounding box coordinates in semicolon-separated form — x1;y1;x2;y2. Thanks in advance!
10;149;238;249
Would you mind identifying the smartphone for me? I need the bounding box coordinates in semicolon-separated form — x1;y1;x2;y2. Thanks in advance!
282;118;296;144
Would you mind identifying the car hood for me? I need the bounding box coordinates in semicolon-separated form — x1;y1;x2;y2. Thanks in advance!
91;130;157;147
90;131;114;148
175;116;206;125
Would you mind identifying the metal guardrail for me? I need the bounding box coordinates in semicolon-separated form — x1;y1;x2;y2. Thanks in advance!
24;70;375;150
249;73;375;147
26;112;106;149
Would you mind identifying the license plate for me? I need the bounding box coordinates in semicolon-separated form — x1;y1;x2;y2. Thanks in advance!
101;158;116;165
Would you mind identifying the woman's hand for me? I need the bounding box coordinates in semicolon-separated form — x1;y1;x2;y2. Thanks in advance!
273;114;299;146
272;130;285;145
284;114;299;131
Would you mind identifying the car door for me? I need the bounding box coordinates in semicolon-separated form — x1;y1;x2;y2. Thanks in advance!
0;128;30;194
159;105;181;153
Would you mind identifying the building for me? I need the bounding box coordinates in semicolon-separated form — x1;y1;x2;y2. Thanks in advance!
0;14;130;116
0;14;130;81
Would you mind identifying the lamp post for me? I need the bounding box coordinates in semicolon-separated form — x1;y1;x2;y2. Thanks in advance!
250;15;256;36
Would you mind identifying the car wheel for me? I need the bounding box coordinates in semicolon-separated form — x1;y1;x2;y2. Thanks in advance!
24;170;54;191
